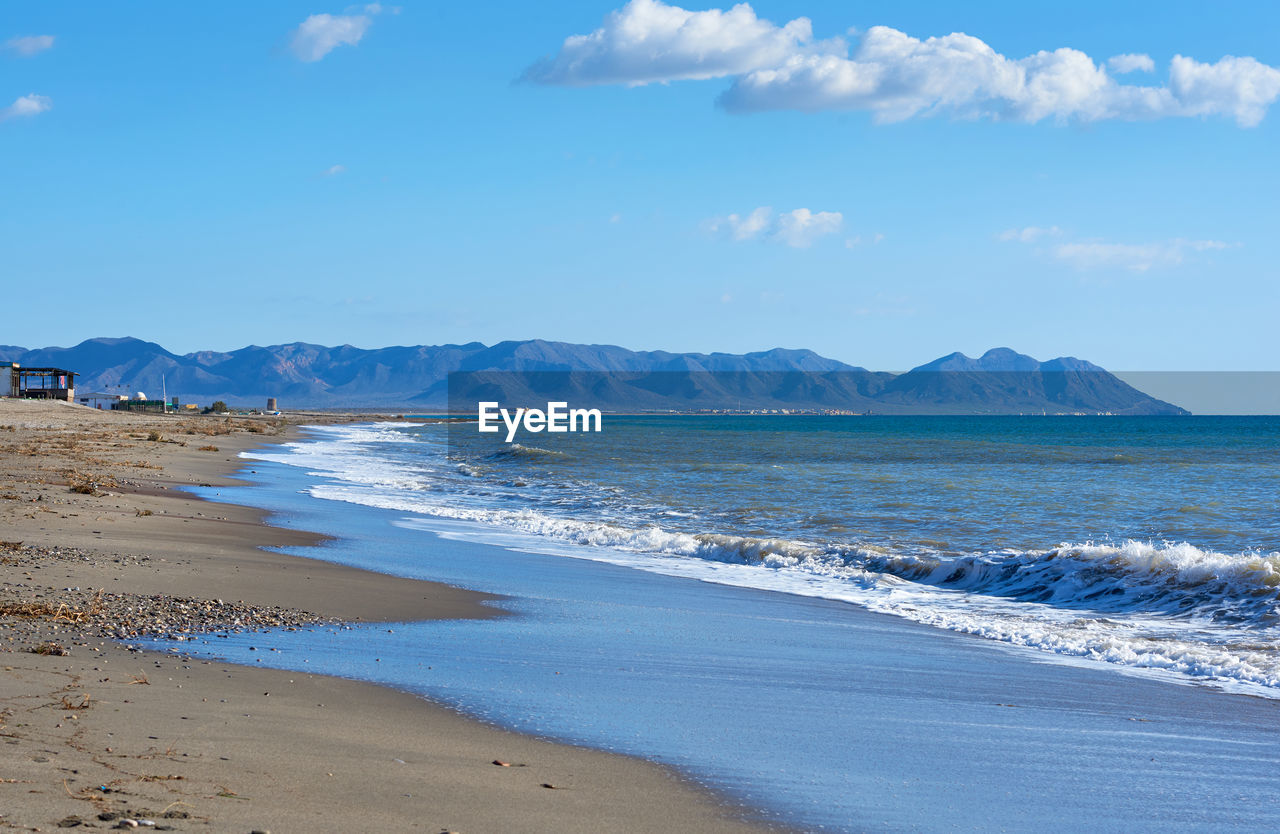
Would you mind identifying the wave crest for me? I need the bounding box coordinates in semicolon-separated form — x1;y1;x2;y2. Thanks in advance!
491;443;570;461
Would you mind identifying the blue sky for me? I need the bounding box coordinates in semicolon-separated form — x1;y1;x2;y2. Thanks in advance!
2;1;1277;370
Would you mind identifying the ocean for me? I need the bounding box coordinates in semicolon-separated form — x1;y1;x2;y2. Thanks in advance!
151;416;1280;831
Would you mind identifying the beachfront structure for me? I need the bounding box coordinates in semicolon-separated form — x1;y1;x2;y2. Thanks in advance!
78;391;127;409
111;398;168;413
7;364;77;401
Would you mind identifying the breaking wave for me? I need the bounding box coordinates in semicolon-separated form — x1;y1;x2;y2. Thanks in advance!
246;422;1280;696
490;443;570;460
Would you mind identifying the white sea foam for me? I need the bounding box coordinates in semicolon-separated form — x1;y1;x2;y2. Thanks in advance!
246;423;1280;697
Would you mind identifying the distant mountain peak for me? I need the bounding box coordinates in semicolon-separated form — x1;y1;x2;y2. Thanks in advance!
913;348;1089;374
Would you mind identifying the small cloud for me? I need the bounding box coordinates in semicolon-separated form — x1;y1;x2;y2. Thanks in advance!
1052;238;1231;272
3;35;55;57
720;293;733;303
522;0;828;87
997;225;1061;243
1108;53;1156;74
290;7;386;62
708;206;842;248
844;232;885;249
715;206;774;241
774;208;842;247
1002;225;1233;271
609;213;622;223
735;206;775;240
321;164;347;176
0;93;52;123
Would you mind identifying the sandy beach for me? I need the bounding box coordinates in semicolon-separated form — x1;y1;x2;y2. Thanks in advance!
0;400;776;832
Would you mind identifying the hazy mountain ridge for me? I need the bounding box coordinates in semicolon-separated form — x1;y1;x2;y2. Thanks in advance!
2;338;1187;414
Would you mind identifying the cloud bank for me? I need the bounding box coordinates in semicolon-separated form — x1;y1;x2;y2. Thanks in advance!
708;206;843;247
525;0;1280;126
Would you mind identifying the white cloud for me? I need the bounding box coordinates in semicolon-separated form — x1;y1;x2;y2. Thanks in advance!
725;34;1280;125
0;94;52;123
1052;238;1229;272
1108;53;1154;74
1001;227;1233;272
321;164;347;176
708;206;843;247
3;35;55;57
290;9;381;62
774;208;843;247
528;2;1280;127
522;0;828;86
1168;55;1280;127
714;206;772;240
997;225;1061;243
719;27;1242;124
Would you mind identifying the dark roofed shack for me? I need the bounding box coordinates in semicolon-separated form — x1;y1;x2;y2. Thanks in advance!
7;364;77;402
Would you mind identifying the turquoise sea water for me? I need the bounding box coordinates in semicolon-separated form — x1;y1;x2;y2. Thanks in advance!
148;416;1280;830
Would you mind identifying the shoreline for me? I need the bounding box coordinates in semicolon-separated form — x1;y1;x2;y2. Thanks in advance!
0;401;781;832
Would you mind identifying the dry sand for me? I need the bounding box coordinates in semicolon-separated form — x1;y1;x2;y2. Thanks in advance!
0;400;778;832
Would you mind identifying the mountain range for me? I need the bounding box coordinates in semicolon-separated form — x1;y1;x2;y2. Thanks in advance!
0;338;1188;414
